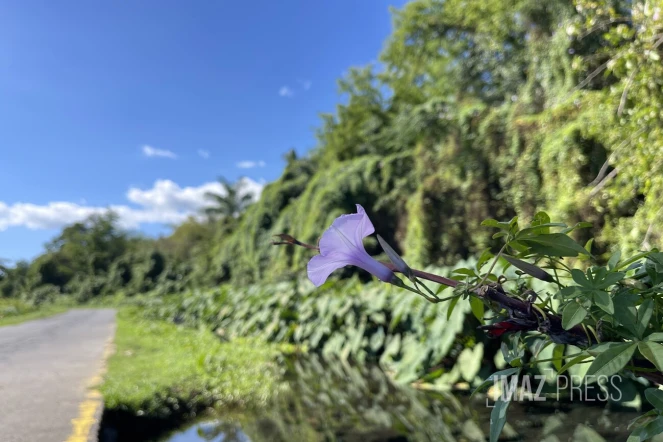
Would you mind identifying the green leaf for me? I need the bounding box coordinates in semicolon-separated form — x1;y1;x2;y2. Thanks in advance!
369;327;385;352
501;335;524;365
587;341;625;356
628;415;663;441
517;223;567;238
639;341;663;372
470;296;485;323
617;251;651;271
637;299;654;339
559;286;580;298
452;268;478;277
608;251;622;271
562;302;588;330
446;295;460;321
645;333;663;342
561;221;593;234
519;233;590;257
596;271;626;289
558;353;591;375
482;219;512;230
585;343;637;379
471;367;521;399
502;255;554;282
571;269;592;288
490;397;512;442
628;409;659;431
613;293;639;336
645;388;663;410
476;248;494;271
584;238;594;255
506;240;529;253
593;290;614;314
552;344;565;371
531;211;551;228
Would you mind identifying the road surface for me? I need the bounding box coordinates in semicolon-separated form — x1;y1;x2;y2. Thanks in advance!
0;309;116;442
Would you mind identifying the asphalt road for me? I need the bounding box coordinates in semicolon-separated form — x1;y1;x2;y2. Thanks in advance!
0;309;116;442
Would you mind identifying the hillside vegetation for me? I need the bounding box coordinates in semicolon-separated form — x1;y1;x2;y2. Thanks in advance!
2;0;662;303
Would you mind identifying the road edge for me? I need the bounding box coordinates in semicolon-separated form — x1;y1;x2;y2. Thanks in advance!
65;311;117;442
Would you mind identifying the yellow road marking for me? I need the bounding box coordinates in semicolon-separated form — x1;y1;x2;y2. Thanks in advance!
65;331;116;442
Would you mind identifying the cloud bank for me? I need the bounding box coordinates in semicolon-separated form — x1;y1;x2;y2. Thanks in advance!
0;178;263;232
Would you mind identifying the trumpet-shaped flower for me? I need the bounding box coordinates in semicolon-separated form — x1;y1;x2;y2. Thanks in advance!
307;204;394;287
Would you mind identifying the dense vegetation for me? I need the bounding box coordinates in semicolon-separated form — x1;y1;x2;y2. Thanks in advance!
2;0;662;302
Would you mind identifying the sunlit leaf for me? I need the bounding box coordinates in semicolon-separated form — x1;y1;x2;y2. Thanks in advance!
476;248;494;271
452;268;478;277
645;333;663;342
482;219;512;230
638;341;663;372
470;296;485;323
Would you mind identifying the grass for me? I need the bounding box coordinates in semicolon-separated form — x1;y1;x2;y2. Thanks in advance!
0;299;68;327
101;308;290;419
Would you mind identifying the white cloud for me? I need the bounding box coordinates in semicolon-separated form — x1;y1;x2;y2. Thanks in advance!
0;178;263;232
299;79;312;91
142;145;177;159
279;86;294;98
236;160;266;169
197;149;210;159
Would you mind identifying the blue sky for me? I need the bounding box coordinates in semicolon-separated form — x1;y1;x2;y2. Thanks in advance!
0;0;407;262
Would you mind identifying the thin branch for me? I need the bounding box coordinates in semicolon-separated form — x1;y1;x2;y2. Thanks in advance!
617;67;639;117
271;234;319;250
653;35;663;50
577;17;632;40
381;262;459;288
575;58;613;91
589;167;620;198
642;205;663;251
588;128;643;187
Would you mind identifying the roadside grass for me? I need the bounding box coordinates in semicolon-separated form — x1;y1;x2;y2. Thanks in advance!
100;308;290;419
0;299;68;327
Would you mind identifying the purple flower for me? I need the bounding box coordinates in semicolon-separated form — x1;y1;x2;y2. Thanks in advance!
307;204;395;287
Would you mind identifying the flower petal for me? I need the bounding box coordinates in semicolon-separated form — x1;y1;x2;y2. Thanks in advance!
307;252;351;287
318;204;375;255
353;250;394;283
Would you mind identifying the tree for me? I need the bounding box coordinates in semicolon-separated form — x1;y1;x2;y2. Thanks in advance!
202;177;255;219
46;211;129;277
